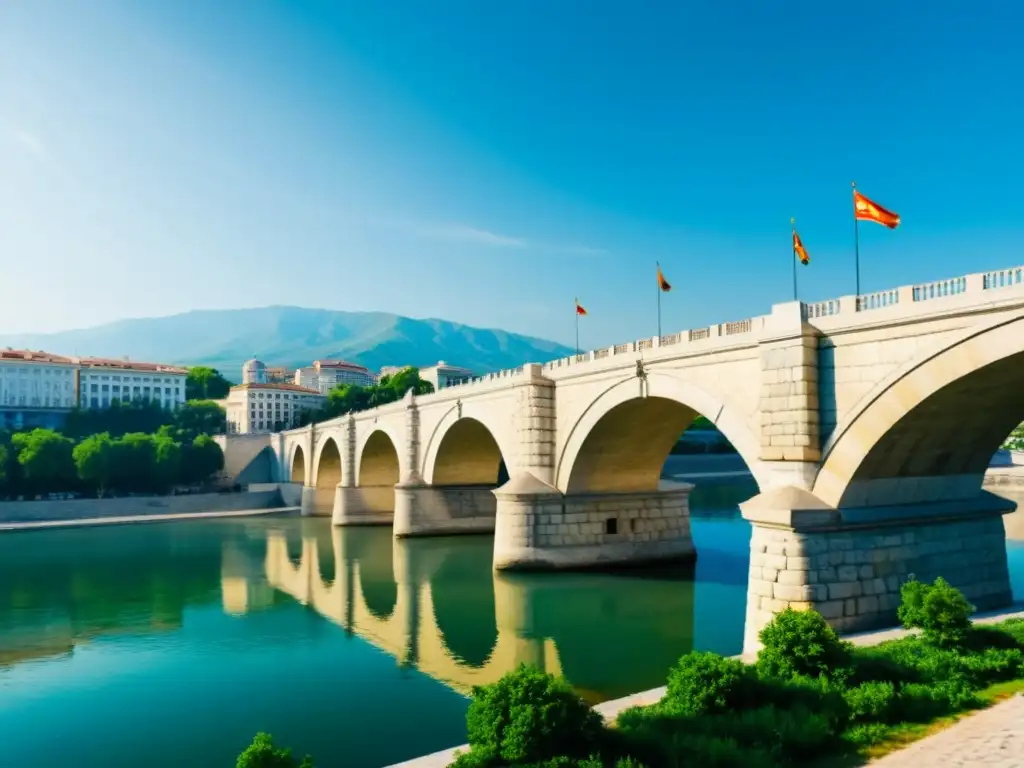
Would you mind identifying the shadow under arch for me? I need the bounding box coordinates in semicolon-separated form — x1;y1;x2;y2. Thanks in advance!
814;313;1024;508
432;417;507;487
356;430;401;516
290;443;306;485
427;538;498;667
315;437;343;489
561;393;759;495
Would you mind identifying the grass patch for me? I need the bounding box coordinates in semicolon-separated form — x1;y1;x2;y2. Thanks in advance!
446;579;1024;767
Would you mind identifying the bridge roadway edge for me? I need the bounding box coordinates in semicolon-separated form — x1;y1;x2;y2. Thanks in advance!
384;605;1024;768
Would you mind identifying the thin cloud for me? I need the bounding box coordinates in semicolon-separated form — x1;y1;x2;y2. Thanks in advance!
420;224;528;248
12;129;48;160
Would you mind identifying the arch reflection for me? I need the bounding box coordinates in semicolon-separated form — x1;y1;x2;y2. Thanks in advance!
260;522;696;700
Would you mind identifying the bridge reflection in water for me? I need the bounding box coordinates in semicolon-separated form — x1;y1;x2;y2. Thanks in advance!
255;520;697;702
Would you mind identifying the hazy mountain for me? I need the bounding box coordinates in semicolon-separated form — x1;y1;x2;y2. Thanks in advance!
0;307;574;378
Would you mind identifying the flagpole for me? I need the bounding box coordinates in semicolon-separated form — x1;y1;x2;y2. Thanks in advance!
575;298;579;355
790;219;798;302
656;262;662;339
852;180;861;304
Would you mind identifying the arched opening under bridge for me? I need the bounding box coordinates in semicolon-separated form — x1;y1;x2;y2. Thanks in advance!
357;430;401;516
290;444;306;485
314;437;343;514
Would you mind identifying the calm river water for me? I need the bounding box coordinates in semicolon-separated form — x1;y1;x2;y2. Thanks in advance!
3;480;1024;768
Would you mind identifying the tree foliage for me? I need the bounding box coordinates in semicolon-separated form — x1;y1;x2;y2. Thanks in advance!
236;732;314;768
186;366;234;401
61;398;226;442
72;432;116;496
298;367;435;426
898;577;975;649
11;429;76;493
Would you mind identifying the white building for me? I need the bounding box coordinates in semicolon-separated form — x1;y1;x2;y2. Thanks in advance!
293;359;376;394
77;357;188;411
419;361;476;391
0;349;78;430
227;359;325;434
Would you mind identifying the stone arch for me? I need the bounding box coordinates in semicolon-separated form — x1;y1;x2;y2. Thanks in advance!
421;406;516;485
427;417;509;487
814;312;1024;508
358;429;401;487
289;443;307;485
555;372;765;493
314;435;343;489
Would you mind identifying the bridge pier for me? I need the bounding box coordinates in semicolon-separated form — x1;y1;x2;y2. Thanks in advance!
299;486;318;517
492;473;696;571
393;483;497;537
330;485;395;526
740;487;1015;654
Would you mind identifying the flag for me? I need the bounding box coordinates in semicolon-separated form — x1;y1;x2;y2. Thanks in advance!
854;189;900;229
657;263;672;292
575;299;587;316
792;227;810;265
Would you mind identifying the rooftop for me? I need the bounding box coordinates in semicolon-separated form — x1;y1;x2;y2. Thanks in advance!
0;348;75;364
78;357;188;374
315;359;371;372
230;382;323;395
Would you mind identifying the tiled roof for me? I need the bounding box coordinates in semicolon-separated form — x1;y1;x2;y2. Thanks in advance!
315;359;371;372
78;357;188;374
0;348;75;364
231;382;323;394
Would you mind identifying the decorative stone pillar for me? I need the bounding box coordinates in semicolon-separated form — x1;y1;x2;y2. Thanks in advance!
399;388;423;487
514;364;556;486
757;301;821;491
740;486;1014;654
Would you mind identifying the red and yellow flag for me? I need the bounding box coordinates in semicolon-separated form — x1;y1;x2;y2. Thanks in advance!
792;224;810;265
854;189;900;229
657;263;672;292
575;299;587;316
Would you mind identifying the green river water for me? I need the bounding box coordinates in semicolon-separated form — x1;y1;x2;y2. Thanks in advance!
2;480;1024;768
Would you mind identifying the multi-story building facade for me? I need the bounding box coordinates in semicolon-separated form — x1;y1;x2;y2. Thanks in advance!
419;361;476;391
293;359;376;394
76;357;188;411
227;359;325;434
0;349;78;430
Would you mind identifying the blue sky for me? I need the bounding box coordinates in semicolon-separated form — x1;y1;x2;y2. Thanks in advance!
1;1;1021;349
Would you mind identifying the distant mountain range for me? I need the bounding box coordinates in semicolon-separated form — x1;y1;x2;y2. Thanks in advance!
0;306;575;379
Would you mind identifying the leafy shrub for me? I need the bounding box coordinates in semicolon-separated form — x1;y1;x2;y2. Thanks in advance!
756;608;852;681
463;665;605;765
843;722;891;749
663;652;755;716
843;681;896;723
897;577;974;648
236;733;314;768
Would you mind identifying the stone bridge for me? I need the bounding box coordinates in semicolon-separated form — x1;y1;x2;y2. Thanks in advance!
272;263;1024;650
257;523;695;700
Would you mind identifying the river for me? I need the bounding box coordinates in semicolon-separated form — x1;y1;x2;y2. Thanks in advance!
2;477;1024;768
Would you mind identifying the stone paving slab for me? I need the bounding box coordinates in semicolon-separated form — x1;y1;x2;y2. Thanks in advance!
870;694;1024;766
0;505;298;532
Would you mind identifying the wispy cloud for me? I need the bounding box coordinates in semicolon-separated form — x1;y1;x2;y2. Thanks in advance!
420;224;528;248
12;129;49;160
415;222;606;255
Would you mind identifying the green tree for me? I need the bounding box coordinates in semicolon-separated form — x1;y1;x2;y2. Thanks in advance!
11;428;77;494
153;433;183;491
299;367;435;426
73;432;116;496
236;732;314;768
0;441;8;495
63;400;171;440
181;434;224;485
186;366;233;400
173;399;227;440
110;432;157;493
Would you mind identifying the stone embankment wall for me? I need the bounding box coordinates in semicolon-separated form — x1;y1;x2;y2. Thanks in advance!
746;514;1011;647
394;485;497;536
0;488;287;525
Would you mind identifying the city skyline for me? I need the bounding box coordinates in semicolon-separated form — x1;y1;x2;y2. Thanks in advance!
2;1;1022;349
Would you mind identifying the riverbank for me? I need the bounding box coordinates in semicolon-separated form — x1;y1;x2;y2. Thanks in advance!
0;505;298;532
0;486;295;528
388;605;1024;768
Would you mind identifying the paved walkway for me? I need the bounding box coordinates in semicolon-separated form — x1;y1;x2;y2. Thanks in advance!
871;694;1024;766
0;505;298;532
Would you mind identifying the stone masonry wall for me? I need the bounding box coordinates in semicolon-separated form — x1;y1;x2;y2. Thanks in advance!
517;369;556;484
493;485;696;570
0;489;286;524
394;486;496;536
758;332;820;463
745;515;1011;648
